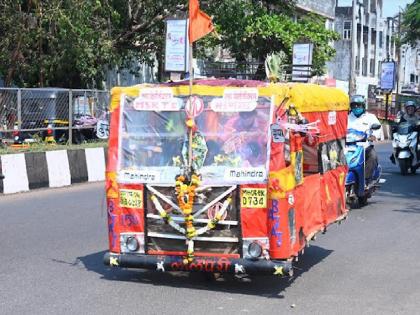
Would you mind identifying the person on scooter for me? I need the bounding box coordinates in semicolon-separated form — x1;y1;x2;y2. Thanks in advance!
348;95;381;182
393;101;420;164
395;100;419;125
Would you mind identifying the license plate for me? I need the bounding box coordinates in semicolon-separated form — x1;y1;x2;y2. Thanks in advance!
241;188;267;208
119;189;143;209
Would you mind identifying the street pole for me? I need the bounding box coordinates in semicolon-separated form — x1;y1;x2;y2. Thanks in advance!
188;42;193;171
349;0;357;95
385;92;389;121
396;11;402;111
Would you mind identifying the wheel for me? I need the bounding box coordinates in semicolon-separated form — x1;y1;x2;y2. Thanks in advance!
411;165;417;174
346;184;360;209
398;158;410;175
357;195;368;207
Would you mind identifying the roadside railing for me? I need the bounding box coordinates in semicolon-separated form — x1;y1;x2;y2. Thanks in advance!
0;88;109;144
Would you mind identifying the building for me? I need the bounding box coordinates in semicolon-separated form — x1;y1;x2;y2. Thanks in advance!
296;0;336;30
399;42;420;94
330;0;397;97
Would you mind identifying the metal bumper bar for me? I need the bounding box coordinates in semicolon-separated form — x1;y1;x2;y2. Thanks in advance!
104;252;293;277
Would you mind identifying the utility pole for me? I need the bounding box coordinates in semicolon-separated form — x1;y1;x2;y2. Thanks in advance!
396;11;402;111
349;0;357;94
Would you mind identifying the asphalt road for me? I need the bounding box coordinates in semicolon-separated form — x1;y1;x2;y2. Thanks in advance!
0;142;419;315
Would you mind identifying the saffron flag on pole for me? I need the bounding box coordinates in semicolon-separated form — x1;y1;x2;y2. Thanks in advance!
188;0;214;43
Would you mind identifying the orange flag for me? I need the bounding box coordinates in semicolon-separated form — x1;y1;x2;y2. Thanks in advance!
188;0;214;43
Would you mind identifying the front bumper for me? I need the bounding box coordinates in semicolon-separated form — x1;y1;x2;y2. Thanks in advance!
104;252;293;276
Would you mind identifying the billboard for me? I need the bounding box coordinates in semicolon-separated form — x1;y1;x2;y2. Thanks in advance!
165;19;189;72
380;61;396;91
292;43;313;82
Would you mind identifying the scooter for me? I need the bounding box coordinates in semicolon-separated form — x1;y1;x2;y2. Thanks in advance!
390;121;420;175
345;124;383;208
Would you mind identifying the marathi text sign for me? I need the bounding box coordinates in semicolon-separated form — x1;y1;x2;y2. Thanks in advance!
210;88;258;112
165;19;189;72
133;88;182;111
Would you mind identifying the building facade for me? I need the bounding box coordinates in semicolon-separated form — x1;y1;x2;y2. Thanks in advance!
331;0;397;97
399;42;420;94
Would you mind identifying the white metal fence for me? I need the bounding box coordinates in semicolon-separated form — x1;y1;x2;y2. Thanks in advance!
0;88;109;144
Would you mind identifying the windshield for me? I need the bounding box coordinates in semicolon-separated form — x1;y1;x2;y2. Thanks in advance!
397;122;415;135
117;91;272;185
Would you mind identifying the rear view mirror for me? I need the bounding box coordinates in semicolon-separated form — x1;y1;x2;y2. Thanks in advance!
371;123;381;130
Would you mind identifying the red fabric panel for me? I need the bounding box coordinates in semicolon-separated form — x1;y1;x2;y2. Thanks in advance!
107;106;120;173
304;110;348;143
106;104;124;252
118;183;145;233
321;166;348;226
269;141;286;171
268;196;291;259
240;184;268;238
295;173;323;238
107;198;120;253
290;132;303;152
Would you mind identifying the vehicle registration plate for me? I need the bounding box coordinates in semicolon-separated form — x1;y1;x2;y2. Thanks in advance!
241;188;267;208
119;189;143;208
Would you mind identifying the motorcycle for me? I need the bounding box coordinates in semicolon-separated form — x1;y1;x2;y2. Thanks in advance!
390;121;420;175
345;124;383;208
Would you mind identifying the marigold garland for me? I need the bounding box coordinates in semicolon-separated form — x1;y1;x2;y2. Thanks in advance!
174;174;201;263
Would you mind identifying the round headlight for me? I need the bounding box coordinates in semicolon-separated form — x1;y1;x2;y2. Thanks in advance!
248;242;262;259
126;236;139;252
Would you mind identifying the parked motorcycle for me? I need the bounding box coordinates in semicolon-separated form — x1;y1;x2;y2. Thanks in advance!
390;121;420;175
345;124;383;208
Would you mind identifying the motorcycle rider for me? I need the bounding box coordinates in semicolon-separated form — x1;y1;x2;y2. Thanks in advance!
392;100;419;165
348;95;381;182
395;100;419;125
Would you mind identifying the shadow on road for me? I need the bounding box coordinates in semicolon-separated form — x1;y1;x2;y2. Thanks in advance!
76;246;332;298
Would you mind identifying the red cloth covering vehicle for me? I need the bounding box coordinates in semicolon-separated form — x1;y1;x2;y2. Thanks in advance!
104;79;349;276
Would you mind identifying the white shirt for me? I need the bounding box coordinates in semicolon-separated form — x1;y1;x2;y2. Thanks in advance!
348;111;382;142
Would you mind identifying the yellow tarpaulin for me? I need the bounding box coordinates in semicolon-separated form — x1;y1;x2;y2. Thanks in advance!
109;81;349;113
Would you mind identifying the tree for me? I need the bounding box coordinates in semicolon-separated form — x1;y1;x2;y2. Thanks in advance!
198;0;339;76
401;0;420;45
0;0;338;87
0;0;187;88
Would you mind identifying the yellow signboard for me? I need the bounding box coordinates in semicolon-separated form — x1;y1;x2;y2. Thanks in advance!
241;188;267;208
119;189;143;209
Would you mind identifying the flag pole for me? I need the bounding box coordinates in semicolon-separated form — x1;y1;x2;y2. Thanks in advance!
188;27;193;171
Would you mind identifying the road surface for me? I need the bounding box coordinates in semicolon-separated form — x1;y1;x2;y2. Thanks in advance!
0;142;419;314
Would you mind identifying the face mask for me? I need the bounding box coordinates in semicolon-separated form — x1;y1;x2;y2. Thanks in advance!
352;107;364;117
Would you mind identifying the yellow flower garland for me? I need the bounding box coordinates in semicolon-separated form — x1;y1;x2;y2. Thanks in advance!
175;174;201;264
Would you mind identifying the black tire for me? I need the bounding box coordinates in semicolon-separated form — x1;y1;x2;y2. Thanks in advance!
358;195;368;207
398;158;410;175
346;184;360;209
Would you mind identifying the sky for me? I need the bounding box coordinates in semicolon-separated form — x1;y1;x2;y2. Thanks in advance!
337;0;414;18
382;0;413;18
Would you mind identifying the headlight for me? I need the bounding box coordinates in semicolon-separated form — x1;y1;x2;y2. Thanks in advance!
248;242;263;259
126;236;139;252
120;233;144;254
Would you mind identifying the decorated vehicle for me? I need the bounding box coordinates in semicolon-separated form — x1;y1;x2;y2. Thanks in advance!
103;80;349;277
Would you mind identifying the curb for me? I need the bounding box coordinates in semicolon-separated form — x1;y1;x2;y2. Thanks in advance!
0;147;106;194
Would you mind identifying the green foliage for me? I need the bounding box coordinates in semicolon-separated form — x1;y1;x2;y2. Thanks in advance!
0;0;187;88
201;0;339;76
265;52;288;82
402;0;420;45
0;0;339;87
